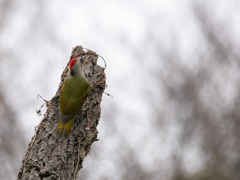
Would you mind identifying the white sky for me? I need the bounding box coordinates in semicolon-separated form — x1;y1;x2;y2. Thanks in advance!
1;0;238;178
9;0;191;139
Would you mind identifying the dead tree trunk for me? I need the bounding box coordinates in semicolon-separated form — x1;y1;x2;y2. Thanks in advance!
17;46;106;180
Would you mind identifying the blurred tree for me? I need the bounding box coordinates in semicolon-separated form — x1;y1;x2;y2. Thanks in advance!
0;87;26;180
0;0;26;179
79;1;240;180
1;0;240;179
140;1;240;180
0;0;66;179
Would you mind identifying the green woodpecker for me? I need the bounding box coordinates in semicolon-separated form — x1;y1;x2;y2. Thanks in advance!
57;56;89;140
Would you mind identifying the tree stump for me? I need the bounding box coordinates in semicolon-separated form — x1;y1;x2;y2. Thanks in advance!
17;45;106;180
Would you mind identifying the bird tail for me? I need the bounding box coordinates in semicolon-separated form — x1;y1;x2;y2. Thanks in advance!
57;115;76;141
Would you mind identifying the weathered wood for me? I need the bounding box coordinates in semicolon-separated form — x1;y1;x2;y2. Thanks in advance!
18;46;106;180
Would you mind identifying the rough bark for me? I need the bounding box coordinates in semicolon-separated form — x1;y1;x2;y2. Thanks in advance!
17;46;106;180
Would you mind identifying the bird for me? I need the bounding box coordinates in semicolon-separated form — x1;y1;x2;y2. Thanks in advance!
57;56;89;140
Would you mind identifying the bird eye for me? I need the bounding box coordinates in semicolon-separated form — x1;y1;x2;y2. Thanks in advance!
80;57;86;64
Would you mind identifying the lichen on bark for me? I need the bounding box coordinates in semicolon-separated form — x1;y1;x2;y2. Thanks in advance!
18;46;106;180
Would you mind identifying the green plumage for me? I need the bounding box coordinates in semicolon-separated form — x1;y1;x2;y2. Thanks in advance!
60;76;89;115
57;57;89;140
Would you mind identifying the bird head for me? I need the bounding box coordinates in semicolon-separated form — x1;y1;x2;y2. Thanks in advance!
69;56;86;76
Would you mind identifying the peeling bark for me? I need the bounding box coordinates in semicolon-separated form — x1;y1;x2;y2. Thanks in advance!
18;46;106;180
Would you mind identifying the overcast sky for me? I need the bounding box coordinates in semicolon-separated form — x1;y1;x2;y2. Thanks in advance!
1;1;239;179
4;0;195;140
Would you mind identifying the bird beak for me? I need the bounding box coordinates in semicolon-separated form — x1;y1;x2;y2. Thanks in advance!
80;57;86;70
80;56;86;64
80;56;86;70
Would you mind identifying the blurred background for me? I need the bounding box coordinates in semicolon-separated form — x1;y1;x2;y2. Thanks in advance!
1;0;240;179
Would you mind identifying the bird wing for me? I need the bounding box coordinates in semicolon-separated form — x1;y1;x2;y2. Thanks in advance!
60;78;89;115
